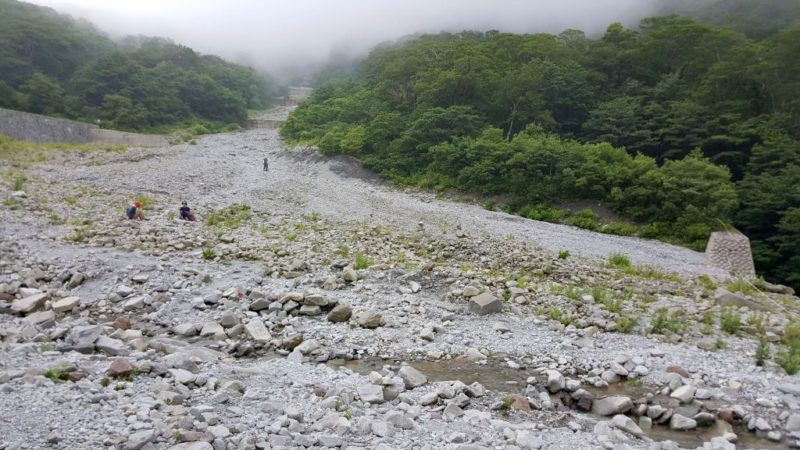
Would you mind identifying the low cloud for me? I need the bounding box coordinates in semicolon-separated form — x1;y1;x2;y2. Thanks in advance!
28;0;663;75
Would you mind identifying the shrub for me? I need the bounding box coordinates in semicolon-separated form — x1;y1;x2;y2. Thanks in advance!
608;253;631;269
720;308;741;334
616;316;636;333
697;274;717;290
558;250;570;259
779;350;800;375
201;248;216;260
714;337;727;350
354;251;372;270
565;209;600;231
44;366;70;382
601;221;638;236
651;307;681;334
727;278;759;295
755;337;770;367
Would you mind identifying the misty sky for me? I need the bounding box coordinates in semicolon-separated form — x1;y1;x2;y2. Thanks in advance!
28;0;662;74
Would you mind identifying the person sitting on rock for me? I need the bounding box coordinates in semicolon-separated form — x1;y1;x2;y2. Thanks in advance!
179;201;196;221
126;201;144;220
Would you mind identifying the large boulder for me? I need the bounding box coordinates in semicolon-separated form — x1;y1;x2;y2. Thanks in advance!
468;292;503;315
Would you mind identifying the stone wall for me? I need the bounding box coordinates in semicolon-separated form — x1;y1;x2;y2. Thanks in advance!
0;107;97;143
705;231;756;277
0;107;168;146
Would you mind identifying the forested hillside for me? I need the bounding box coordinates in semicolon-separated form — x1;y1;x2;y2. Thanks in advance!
0;0;277;131
281;16;800;289
658;0;800;38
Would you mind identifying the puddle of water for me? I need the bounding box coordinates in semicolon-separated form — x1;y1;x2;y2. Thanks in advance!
329;357;531;393
330;357;790;450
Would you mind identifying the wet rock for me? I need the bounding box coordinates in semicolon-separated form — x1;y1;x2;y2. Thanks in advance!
592;396;633;416
398;365;427;389
546;370;565;393
295;339;319;355
612;414;643;436
167;443;213;450
468;292;503;315
670;414;697;431
670;385;696;404
666;366;690;378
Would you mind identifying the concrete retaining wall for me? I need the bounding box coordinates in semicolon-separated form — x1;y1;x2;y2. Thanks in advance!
0;107;97;143
0;107;168;146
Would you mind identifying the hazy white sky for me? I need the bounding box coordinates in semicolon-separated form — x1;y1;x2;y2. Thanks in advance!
27;0;662;74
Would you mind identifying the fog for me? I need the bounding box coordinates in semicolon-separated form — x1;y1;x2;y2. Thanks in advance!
28;0;663;76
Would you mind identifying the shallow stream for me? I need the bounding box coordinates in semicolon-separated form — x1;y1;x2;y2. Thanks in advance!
329;357;788;450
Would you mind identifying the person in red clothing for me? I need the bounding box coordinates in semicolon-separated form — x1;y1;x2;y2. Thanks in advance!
126;201;144;220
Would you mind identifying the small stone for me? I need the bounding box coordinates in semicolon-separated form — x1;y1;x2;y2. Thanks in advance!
443;403;464;420
52;296;80;313
244;319;271;343
125;429;154;450
342;267;358;283
357;311;384;329
357;384;384;403
107;358;134;378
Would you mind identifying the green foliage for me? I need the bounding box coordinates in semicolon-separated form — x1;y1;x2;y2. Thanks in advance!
557;250;570;259
697;275;717;290
201;248;215;260
720;308;741;334
44;365;70;382
205;204;251;228
607;253;632;269
714;337;727;350
651;307;682;334
727;278;759;295
616;316;636;334
354;251;372;270
755;337;770;367
0;1;277;131
281;11;800;289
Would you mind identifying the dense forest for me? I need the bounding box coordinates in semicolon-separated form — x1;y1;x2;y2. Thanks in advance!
281;11;800;288
0;0;277;131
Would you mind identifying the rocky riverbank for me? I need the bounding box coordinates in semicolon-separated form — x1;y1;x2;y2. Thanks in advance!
1;107;799;450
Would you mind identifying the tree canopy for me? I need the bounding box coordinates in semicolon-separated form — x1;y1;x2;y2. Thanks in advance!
0;0;277;131
283;15;800;289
